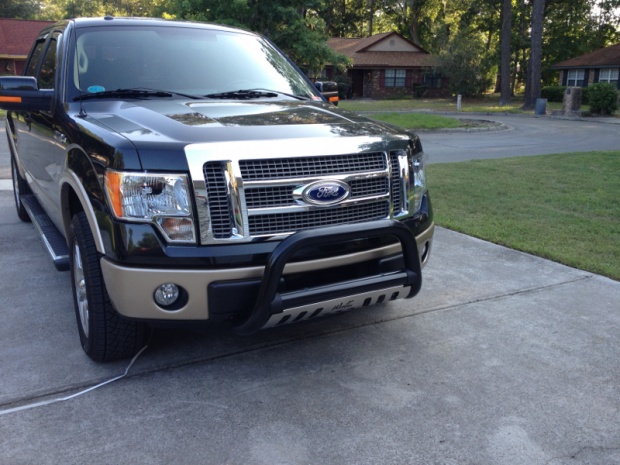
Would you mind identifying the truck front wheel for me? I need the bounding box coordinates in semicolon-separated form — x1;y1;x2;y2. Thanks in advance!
69;212;149;361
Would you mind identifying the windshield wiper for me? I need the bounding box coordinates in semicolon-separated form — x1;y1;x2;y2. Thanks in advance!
204;89;278;100
204;89;309;101
74;88;201;101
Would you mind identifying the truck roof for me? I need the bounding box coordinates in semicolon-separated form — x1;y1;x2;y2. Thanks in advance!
50;16;252;36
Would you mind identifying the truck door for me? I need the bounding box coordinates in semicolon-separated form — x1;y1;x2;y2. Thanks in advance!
15;30;67;230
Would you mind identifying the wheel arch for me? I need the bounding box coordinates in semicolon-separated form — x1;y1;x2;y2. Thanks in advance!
60;149;107;254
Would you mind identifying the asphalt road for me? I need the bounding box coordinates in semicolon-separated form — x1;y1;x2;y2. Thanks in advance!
0;115;619;464
421;114;620;163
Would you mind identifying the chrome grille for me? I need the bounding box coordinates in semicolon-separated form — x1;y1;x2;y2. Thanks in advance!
240;153;386;180
245;185;298;209
244;178;390;209
350;177;389;198
389;152;403;214
249;202;390;236
186;139;414;244
203;162;233;238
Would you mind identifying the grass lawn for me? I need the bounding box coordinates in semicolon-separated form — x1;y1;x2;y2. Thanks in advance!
427;151;620;280
340;93;576;114
369;112;462;130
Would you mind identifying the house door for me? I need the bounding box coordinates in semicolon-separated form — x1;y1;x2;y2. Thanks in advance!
351;69;365;97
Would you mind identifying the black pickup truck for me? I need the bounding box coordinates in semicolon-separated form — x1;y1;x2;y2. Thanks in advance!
314;81;339;105
0;17;434;361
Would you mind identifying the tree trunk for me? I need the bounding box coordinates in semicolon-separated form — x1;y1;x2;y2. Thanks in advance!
367;0;374;36
409;0;422;46
499;0;512;105
523;0;545;110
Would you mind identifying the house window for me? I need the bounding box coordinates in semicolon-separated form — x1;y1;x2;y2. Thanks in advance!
598;68;619;84
566;69;585;86
385;69;406;87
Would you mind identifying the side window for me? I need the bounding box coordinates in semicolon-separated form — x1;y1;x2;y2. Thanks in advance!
598;68;619;85
24;39;47;77
38;33;61;90
567;69;585;87
385;69;406;88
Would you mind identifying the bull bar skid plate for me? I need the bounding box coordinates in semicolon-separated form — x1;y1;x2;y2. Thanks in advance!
233;219;422;335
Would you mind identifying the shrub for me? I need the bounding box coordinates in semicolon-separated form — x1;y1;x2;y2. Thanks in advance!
413;85;428;99
582;86;589;105
586;83;619;115
437;30;495;97
541;86;566;102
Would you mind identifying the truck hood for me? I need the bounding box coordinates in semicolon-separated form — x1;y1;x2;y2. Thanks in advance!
84;99;409;144
81;99;415;170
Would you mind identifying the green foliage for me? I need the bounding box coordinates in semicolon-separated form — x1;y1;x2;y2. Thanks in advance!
586;82;619;115
272;15;350;76
437;29;495;97
541;86;567;102
582;86;591;105
5;0;620;98
0;0;41;18
316;0;368;37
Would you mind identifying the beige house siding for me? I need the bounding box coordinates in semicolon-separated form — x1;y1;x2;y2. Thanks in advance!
365;36;423;53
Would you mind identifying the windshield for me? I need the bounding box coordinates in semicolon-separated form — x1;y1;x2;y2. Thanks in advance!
72;25;317;99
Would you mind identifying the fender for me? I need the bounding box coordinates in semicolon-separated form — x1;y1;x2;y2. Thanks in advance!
60;149;107;254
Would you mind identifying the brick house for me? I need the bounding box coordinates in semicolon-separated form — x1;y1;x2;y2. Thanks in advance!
326;32;446;99
0;18;54;76
552;42;620;90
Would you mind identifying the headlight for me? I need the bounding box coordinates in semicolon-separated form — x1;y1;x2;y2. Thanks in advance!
393;144;426;217
411;153;427;213
105;170;195;243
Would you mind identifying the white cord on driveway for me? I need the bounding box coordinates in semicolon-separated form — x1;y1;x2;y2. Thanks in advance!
0;345;148;417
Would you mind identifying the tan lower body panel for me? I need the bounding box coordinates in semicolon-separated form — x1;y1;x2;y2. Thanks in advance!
100;222;434;321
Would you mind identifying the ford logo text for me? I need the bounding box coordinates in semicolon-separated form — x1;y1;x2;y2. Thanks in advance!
295;180;351;206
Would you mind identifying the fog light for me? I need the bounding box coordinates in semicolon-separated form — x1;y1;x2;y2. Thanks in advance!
154;283;180;307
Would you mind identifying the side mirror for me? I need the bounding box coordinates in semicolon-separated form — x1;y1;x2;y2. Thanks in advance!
0;76;54;112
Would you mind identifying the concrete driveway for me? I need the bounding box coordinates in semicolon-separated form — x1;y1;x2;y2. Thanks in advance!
0;116;619;464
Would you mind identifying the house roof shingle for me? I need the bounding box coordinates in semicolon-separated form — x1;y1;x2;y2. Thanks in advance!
328;32;435;69
0;18;54;58
552;43;620;69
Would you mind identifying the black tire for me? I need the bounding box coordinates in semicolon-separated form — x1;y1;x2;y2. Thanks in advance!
69;211;149;362
11;155;31;222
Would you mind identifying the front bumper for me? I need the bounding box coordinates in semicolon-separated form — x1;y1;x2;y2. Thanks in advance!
100;220;434;327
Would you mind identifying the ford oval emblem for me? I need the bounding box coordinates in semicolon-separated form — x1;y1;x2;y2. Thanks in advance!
300;180;351;206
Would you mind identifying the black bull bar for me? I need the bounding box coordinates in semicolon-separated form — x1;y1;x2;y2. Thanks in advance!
233;219;422;335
